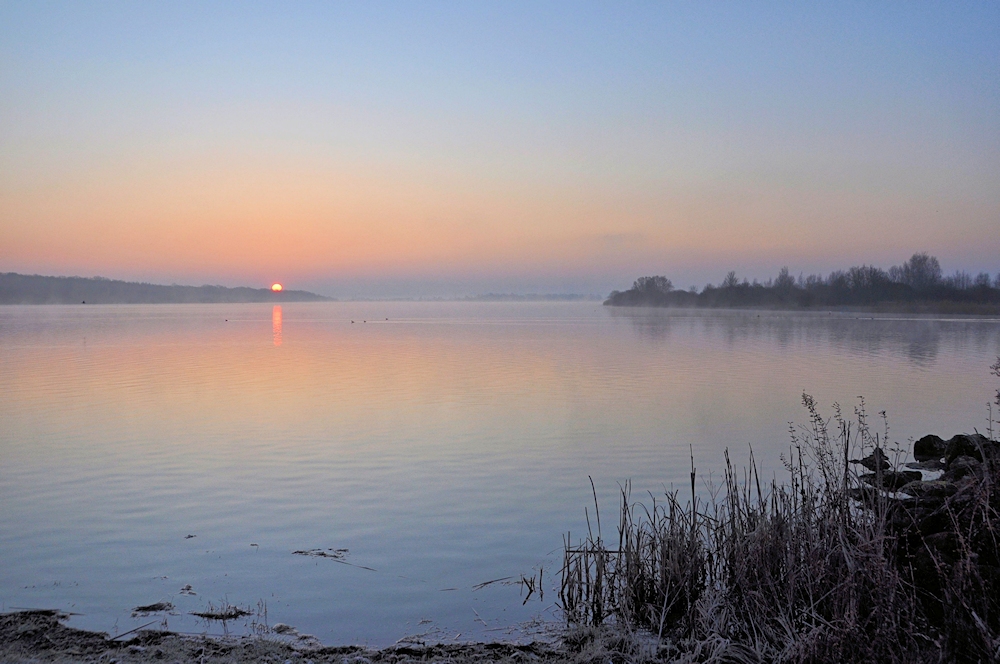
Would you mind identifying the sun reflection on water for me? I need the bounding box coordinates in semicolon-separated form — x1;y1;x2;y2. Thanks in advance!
272;305;282;346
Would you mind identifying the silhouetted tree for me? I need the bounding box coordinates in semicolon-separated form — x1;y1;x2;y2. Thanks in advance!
605;254;999;310
633;276;673;293
775;267;795;290
898;252;942;291
946;270;973;290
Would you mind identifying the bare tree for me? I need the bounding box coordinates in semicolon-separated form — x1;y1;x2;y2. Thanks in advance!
632;275;673;293
900;252;942;291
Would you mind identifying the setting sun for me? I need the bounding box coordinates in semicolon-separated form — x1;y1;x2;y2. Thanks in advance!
271;283;283;292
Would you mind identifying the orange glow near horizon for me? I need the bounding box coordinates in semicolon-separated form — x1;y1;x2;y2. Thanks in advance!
2;156;990;290
271;283;283;292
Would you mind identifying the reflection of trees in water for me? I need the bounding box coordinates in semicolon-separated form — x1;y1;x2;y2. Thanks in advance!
608;308;1000;368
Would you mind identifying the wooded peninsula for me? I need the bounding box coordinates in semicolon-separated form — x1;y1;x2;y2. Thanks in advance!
0;273;331;304
606;253;1000;313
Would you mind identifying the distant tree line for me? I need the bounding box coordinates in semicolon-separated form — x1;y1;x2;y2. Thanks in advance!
606;253;1000;310
0;273;331;304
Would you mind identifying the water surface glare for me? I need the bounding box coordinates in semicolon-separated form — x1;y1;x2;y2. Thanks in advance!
1;302;999;644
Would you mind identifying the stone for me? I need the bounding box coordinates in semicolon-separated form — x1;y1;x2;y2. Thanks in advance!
848;486;881;503
923;531;959;557
942;455;984;482
850;448;891;472
942;476;983;509
944;434;991;464
899;480;957;499
915;510;951;536
913;434;947;461
861;470;922;491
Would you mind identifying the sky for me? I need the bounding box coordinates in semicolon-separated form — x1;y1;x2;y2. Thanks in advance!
1;2;998;298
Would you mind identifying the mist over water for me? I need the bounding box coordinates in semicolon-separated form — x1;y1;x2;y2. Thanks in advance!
1;302;998;645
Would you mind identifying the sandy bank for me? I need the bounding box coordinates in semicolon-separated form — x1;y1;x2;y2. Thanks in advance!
0;610;656;664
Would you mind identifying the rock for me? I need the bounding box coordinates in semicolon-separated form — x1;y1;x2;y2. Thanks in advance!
906;506;937;524
941;455;984;482
899;480;957;499
923;532;959;557
944;434;991;464
848;485;882;503
889;501;932;531
850;448;891;472
913;434;947;461
861;470;922;491
915;509;951;536
942;476;983;509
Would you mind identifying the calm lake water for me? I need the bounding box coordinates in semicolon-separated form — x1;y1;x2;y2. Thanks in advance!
2;302;999;645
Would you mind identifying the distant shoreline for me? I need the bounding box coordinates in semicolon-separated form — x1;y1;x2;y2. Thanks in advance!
606;255;1000;315
605;301;1000;316
0;273;331;305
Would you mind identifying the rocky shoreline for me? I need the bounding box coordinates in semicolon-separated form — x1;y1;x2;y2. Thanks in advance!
856;432;998;561
861;432;1000;621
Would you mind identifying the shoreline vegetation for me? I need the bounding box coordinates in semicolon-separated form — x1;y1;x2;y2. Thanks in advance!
606;253;1000;315
0;273;331;304
4;367;1000;663
560;395;1000;662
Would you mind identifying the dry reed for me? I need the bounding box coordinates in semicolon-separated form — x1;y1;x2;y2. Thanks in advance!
560;395;1000;662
